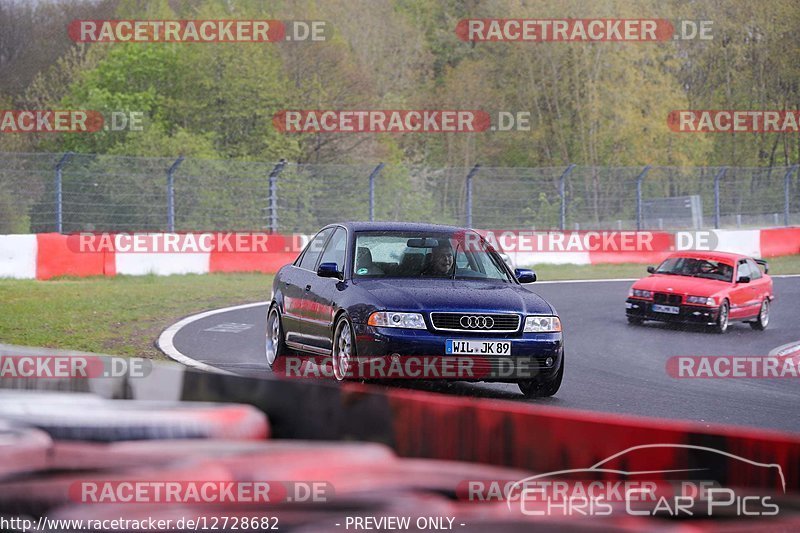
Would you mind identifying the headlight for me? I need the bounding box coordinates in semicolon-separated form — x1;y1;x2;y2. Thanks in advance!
367;311;427;329
524;316;562;333
686;295;716;306
630;289;653;298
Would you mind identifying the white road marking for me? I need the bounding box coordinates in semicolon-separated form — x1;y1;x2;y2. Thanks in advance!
157;302;268;375
203;322;254;333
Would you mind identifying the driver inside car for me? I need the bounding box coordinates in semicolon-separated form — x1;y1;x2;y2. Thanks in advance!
422;243;454;277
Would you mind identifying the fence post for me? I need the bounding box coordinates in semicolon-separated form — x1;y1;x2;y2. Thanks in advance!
465;164;480;228
368;162;385;222
784;164;798;227
268;159;287;233
167;156;184;232
559;164;576;230
635;165;651;231
54;152;74;233
713;167;727;229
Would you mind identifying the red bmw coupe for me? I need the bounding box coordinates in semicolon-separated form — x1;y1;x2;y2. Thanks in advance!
625;251;773;333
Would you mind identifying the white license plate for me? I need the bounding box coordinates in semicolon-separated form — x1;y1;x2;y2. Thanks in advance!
652;304;680;314
446;340;511;355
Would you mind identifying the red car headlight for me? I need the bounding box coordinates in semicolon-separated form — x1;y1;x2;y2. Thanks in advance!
630;289;653;299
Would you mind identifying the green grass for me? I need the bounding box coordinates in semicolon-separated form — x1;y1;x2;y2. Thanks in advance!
0;273;273;359
1;255;798;358
525;254;800;281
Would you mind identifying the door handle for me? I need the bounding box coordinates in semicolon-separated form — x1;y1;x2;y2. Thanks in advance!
305;285;312;291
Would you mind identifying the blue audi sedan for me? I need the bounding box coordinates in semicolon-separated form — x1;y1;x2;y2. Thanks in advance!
266;222;564;397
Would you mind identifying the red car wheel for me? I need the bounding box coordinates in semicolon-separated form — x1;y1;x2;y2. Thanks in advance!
750;299;770;330
713;300;729;334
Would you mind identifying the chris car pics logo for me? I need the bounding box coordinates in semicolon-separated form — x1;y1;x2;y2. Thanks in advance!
505;444;784;517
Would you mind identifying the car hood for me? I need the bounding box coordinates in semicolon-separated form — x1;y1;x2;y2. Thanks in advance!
632;274;731;297
353;278;554;315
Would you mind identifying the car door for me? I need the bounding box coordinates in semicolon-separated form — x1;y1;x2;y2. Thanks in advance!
745;258;769;312
304;226;348;352
729;260;755;319
282;227;333;347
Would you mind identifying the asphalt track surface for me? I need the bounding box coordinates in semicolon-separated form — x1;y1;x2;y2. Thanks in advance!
167;277;800;433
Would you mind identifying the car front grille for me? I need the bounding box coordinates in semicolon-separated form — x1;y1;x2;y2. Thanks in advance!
653;293;682;305
430;312;521;332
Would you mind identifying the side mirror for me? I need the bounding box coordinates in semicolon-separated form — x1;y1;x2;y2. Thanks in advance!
317;262;342;279
737;276;751;284
515;268;536;283
647;266;656;274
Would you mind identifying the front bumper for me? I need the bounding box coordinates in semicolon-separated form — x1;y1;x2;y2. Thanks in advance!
351;323;563;382
625;298;719;325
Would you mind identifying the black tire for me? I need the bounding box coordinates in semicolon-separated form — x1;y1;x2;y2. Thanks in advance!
750;299;770;330
266;304;288;370
332;315;356;382
518;354;564;398
713;300;730;334
627;316;644;325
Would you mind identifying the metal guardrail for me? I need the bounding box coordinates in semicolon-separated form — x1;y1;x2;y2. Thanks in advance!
0;152;797;234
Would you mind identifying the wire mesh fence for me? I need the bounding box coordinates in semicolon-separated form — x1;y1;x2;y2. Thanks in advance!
0;152;797;234
565;166;644;230
471;167;564;229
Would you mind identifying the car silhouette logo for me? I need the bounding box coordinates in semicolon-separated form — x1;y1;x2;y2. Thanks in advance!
460;315;494;329
505;443;786;511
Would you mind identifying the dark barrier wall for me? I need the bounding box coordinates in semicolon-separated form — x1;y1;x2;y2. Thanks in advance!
181;370;800;493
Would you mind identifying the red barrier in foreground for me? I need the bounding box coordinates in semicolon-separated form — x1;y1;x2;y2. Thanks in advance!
366;384;800;493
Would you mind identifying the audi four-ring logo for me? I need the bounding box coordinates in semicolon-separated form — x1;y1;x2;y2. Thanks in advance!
460;315;494;329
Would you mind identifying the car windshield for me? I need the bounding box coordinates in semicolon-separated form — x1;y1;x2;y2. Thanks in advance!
353;231;513;282
655;257;734;282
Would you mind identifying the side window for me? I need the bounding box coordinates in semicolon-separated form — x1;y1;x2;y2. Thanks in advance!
737;260;751;281
298;228;333;271
455;248;470;269
746;259;763;279
319;228;347;271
